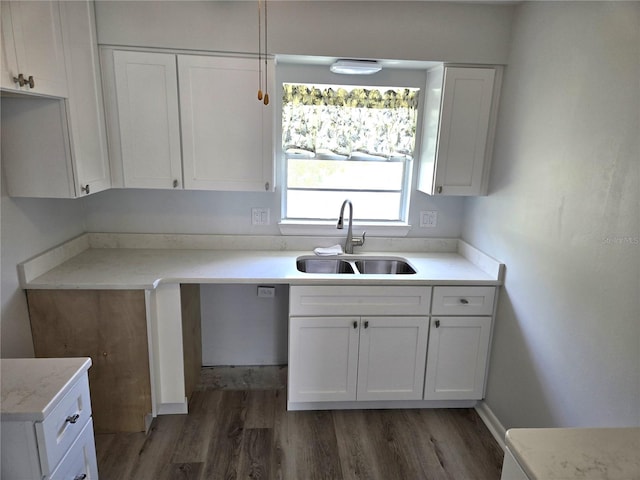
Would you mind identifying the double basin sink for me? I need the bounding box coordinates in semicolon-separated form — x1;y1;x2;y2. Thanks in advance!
296;255;416;275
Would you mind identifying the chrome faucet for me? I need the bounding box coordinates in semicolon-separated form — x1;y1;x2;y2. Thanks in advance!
337;199;366;254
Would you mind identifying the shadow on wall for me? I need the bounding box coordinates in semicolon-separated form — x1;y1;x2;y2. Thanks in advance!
484;288;558;430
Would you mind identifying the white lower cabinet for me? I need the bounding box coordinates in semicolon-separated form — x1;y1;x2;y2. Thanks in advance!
288;315;429;403
1;358;98;479
288;286;431;406
424;285;496;400
288;284;497;409
423;316;492;400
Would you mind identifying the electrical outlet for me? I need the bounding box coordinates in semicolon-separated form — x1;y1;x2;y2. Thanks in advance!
257;286;275;298
420;211;438;228
251;208;270;225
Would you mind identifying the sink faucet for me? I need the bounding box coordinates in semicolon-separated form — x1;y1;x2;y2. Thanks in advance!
337;199;366;254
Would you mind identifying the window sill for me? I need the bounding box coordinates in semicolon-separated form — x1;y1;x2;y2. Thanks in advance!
278;220;411;237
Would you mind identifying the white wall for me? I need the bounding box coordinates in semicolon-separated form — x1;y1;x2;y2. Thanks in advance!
463;2;640;428
0;175;87;357
95;0;513;64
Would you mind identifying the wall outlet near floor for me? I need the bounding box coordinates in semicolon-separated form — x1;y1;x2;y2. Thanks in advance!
257;286;275;298
420;210;438;228
251;208;270;225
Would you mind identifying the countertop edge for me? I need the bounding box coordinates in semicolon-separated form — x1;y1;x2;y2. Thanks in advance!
1;357;92;422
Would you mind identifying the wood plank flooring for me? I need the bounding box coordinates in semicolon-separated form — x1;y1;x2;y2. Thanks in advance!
95;367;504;480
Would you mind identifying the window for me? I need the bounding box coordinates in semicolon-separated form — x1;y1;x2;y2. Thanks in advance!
281;80;420;223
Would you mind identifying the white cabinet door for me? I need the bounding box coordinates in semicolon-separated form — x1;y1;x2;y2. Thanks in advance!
178;55;274;191
0;1;68;97
288;316;360;403
1;0;110;198
357;316;429;401
418;66;498;196
113;50;182;189
424;316;492;400
59;0;110;196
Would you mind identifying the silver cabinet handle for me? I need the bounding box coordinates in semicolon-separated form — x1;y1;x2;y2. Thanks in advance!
81;184;90;195
363;320;369;329
74;475;87;480
173;179;179;188
352;321;358;329
13;73;34;88
460;298;469;305
66;413;80;424
436;185;443;194
434;319;440;328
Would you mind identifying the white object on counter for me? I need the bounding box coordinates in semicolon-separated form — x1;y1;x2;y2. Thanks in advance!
313;244;344;256
501;427;640;480
1;357;99;479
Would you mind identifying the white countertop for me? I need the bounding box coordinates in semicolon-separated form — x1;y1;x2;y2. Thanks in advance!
505;427;640;480
1;357;92;422
19;233;504;290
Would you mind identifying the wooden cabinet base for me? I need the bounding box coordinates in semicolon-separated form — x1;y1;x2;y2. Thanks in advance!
27;289;152;433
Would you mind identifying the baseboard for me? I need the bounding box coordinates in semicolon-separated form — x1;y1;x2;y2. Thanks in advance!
475;401;507;450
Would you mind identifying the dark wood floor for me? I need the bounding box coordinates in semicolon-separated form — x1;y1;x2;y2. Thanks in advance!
95;367;504;480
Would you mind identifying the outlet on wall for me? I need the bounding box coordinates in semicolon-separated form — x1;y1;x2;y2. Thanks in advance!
420;210;438;228
251;208;270;225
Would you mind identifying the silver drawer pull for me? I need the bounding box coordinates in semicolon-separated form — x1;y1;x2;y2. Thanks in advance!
460;298;469;305
66;413;80;424
74;475;87;480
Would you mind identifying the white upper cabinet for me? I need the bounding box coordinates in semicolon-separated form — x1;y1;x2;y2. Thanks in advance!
1;1;68;97
1;0;111;198
178;55;274;191
112;50;183;189
418;65;501;196
104;49;274;192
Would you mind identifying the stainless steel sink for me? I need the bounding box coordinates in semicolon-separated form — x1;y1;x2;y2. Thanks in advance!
296;256;416;275
296;257;355;274
354;259;416;275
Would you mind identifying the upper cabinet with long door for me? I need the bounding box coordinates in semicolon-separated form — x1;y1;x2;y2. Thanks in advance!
178;55;273;191
1;0;68;97
418;65;502;196
112;50;183;189
1;0;111;198
103;48;274;192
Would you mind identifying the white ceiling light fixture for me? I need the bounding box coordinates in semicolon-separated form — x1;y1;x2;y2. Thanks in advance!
330;59;382;75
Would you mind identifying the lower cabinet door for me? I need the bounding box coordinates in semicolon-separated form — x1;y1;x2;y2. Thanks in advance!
357;316;429;401
424;316;492;400
288;316;360;403
48;419;98;480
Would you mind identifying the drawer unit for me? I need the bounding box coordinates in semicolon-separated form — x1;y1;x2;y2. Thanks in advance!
289;285;432;316
36;373;92;475
431;286;496;316
49;419;98;480
1;358;98;480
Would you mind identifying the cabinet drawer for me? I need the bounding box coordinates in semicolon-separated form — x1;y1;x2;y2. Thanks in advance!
431;286;495;315
36;374;92;475
290;286;432;316
49;418;98;480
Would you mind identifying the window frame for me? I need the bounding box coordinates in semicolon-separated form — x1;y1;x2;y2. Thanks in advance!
276;62;427;235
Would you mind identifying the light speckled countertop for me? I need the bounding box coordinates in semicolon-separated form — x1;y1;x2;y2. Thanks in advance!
1;357;92;421
506;427;640;480
19;233;504;290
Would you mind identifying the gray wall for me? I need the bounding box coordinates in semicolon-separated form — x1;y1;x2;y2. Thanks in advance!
95;0;513;64
0;175;87;357
463;2;640;428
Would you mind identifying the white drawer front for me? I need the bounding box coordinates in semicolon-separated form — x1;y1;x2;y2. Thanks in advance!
36;374;92;475
48;419;98;480
431;286;496;316
290;286;432;316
